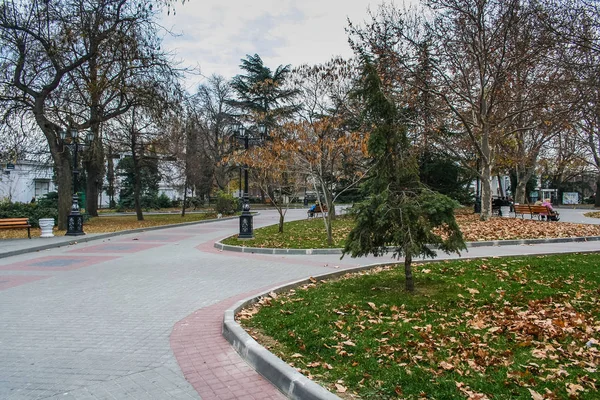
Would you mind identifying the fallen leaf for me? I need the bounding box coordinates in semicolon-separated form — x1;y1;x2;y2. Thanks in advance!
439;361;454;371
528;388;544;400
335;383;347;393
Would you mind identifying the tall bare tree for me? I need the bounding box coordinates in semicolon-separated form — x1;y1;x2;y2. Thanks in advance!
0;0;179;228
348;0;564;217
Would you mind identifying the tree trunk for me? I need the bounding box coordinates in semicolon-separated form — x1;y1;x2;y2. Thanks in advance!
85;136;105;217
515;167;535;204
106;149;115;208
325;211;333;246
515;179;527;204
34;112;72;230
56;153;73;230
278;212;284;233
181;180;187;217
133;162;144;221
480;162;493;220
85;50;103;217
404;253;414;292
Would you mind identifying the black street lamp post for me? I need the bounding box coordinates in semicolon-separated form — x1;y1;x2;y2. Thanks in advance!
233;123;267;240
60;127;94;236
234;123;253;239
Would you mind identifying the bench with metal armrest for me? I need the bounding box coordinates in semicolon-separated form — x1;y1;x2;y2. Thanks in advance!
513;204;559;221
0;218;31;238
307;205;328;218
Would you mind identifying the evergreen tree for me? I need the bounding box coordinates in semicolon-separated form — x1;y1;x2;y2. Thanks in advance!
229;54;299;126
116;155;160;210
343;60;465;292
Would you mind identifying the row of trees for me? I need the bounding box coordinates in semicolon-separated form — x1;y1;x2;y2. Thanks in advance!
345;0;600;216
1;0;599;233
0;0;182;228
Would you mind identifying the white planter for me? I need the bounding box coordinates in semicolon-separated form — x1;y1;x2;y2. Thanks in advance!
500;206;511;217
39;218;55;238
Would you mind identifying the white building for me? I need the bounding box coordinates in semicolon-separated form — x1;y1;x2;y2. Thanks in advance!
1;158;184;207
1;160;55;203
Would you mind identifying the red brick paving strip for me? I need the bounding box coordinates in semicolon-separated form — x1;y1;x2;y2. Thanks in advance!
171;291;287;400
0;255;120;271
0;275;48;291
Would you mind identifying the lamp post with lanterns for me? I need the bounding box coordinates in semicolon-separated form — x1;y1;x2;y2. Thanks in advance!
232;123;267;240
59;127;94;236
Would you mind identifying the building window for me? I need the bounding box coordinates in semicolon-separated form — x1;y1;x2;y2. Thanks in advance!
35;180;50;198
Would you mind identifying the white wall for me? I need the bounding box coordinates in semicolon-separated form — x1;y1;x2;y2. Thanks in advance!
0;162;55;203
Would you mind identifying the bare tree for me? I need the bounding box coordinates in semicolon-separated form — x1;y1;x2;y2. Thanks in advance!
192;75;237;194
0;0;179;228
348;1;565;217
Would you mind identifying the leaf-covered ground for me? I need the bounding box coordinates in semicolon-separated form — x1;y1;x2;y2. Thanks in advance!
0;212;218;239
240;254;600;399
221;213;600;249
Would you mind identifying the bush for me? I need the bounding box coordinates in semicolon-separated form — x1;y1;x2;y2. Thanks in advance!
0;200;58;228
157;193;172;209
37;191;58;208
214;191;237;215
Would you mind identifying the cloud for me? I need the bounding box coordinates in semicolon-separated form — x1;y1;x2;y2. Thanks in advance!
160;0;393;91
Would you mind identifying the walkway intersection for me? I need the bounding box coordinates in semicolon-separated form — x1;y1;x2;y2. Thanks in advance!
0;208;598;399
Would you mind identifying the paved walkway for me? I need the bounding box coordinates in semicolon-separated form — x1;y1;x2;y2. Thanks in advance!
0;208;599;399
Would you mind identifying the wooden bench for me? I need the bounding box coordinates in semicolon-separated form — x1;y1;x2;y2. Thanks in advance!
513;204;558;221
0;218;31;238
307;204;328;218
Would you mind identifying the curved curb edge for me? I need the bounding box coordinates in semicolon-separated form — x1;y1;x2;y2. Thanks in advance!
0;215;241;260
215;235;600;255
222;263;386;400
222;244;600;400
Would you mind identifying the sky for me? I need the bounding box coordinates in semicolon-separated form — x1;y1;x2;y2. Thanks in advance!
159;0;398;92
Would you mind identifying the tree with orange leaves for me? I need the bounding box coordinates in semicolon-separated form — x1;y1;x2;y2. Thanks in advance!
280;117;369;245
226;129;303;234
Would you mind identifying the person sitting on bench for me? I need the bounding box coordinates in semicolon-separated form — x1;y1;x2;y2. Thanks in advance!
542;198;559;221
308;203;317;218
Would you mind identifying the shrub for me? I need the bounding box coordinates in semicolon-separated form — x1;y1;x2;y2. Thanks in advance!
157;193;172;209
37;191;58;208
0;200;58;228
214;191;237;215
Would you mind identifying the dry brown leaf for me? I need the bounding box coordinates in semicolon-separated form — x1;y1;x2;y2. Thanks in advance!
566;383;584;396
335;383;347;393
439;361;454;371
528;388;544;400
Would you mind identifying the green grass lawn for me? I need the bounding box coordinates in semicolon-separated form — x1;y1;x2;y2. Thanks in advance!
221;215;355;248
241;253;600;399
221;212;600;249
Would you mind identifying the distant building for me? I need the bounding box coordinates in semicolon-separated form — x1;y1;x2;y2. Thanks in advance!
0;160;55;203
0;158;184;207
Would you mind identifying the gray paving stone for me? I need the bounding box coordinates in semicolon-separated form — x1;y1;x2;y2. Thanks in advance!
1;208;599;399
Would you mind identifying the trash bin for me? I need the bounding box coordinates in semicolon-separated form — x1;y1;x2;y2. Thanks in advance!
78;192;86;211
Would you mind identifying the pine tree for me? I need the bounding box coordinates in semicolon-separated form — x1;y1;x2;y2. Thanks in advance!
229;54;299;126
343;59;465;292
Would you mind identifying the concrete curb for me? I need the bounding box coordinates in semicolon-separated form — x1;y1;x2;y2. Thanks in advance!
0;215;240;259
222;242;600;400
223;263;386;400
215;235;600;255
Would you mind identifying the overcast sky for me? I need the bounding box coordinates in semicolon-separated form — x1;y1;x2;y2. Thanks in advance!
160;0;397;92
